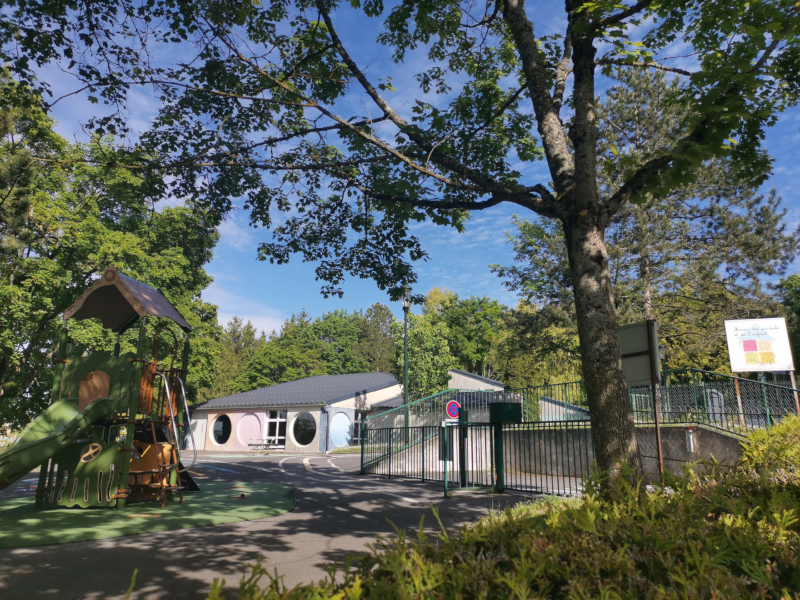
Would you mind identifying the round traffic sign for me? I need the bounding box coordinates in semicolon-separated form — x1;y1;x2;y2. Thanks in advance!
446;400;460;419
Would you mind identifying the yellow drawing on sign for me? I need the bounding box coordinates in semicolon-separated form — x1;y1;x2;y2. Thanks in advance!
757;340;773;352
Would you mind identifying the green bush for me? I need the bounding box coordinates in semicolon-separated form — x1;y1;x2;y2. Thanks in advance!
742;414;800;480
210;426;800;599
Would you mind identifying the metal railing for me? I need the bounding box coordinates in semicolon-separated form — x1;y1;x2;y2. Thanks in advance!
361;420;592;497
360;369;798;496
630;369;800;433
363;388;523;430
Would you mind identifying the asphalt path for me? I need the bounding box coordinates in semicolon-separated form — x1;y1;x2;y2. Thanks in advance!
0;451;525;599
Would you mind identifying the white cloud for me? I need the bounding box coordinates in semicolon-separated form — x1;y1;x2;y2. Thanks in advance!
202;286;285;336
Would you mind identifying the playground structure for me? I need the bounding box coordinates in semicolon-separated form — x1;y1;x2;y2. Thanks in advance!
0;267;197;509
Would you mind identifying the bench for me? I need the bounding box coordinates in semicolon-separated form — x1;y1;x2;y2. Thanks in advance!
248;438;276;452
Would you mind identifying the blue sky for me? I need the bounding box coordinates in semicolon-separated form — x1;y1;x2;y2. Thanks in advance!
40;6;800;335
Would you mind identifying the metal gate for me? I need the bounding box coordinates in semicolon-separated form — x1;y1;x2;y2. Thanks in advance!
360;418;593;496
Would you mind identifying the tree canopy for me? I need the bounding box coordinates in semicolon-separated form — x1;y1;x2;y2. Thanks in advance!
0;80;220;428
3;0;799;478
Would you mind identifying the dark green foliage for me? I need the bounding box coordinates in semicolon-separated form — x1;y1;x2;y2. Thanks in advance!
198;317;265;403
209;423;800;599
0;82;220;426
426;293;506;379
354;303;395;373
230;304;396;393
780;275;800;363
391;313;455;402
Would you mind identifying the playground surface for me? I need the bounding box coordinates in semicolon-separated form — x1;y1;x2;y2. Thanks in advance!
0;451;521;599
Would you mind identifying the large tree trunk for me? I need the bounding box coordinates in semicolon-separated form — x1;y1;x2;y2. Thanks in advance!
562;212;643;482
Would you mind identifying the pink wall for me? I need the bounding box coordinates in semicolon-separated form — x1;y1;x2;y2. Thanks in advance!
206;410;267;451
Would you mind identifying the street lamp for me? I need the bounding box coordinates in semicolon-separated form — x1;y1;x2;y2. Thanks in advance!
402;287;411;442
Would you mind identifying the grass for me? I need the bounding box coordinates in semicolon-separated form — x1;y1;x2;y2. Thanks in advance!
0;480;294;549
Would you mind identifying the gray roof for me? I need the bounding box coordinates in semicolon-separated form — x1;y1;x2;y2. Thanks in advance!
370;395;404;409
449;369;503;388
194;372;399;410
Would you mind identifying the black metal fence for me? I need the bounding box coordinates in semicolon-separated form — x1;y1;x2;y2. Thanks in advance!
360;369;799;497
361;420;593;496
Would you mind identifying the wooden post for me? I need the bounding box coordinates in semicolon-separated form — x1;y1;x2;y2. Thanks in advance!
790;371;800;416
646;320;664;482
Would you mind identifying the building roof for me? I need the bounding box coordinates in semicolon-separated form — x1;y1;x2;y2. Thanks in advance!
194;372;400;410
370;395;404;409
449;369;503;388
63;267;192;333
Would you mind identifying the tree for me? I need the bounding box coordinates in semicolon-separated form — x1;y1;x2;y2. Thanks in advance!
197;317;265;402
312;309;369;375
235;311;328;390
494;69;798;374
781;275;800;364
4;0;800;480
0;82;220;427
392;314;455;402
354;303;395;373
426;291;506;379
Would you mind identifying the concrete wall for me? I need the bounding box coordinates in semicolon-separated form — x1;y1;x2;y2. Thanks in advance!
284;408;322;454
333;384;402;410
185;417;207;450
204;406;324;453
503;424;743;480
636;425;742;479
448;371;503;391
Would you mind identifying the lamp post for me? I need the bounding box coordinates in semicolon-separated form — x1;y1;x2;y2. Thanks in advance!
402;287;411;443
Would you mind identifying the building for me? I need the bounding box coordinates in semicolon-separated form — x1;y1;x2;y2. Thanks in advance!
188;372;401;453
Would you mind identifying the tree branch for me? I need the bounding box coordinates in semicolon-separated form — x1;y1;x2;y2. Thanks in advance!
597;58;693;77
354;182;562;219
502;0;574;193
589;0;656;33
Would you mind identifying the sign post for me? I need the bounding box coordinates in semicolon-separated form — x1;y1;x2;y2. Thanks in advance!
619;320;664;480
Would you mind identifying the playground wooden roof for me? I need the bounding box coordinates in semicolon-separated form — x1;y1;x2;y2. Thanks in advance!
63;267;192;333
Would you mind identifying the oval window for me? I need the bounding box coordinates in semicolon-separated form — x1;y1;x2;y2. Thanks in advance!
293;412;316;446
329;412;352;447
212;415;232;445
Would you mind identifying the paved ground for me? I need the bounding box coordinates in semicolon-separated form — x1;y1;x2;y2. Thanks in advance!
0;451;526;599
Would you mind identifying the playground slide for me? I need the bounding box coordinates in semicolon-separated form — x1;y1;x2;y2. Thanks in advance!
0;397;116;492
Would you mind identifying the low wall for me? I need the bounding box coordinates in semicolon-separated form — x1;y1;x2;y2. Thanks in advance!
637;425;742;479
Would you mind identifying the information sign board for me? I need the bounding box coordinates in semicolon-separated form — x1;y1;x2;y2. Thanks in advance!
724;318;795;372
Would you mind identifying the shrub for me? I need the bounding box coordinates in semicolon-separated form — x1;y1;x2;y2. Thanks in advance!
742;414;800;480
209;425;800;599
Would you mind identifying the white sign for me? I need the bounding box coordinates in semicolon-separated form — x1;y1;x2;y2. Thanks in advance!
724;318;795;372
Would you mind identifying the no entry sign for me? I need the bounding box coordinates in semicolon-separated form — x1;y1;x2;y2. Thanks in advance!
445;399;460;419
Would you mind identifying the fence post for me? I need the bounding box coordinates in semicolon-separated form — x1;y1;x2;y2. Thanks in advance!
388;429;393;478
421;426;426;482
360;421;366;475
459;409;467;488
691;370;700;425
790;371;800;416
443;424;448;498
493;422;504;493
